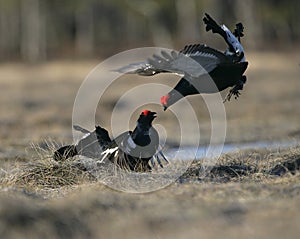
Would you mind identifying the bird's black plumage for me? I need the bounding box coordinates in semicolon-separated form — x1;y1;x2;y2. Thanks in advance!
116;13;248;110
53;110;167;172
53;125;109;161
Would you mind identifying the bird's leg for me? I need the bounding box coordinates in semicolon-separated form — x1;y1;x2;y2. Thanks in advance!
224;87;241;102
224;76;247;102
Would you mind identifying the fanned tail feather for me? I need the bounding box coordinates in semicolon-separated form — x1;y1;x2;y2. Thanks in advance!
73;125;90;134
150;149;169;169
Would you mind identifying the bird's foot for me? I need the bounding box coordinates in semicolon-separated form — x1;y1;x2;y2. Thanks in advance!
224;84;243;103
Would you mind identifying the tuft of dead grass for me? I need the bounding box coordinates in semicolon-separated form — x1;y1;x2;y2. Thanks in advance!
181;144;300;183
0;141;95;189
0;159;94;189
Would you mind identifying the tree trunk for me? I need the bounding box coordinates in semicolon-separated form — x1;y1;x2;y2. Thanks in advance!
175;0;198;44
234;0;262;48
75;4;94;58
0;1;20;61
20;0;46;62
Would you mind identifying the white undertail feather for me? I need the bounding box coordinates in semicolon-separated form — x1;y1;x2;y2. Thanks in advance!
99;147;118;163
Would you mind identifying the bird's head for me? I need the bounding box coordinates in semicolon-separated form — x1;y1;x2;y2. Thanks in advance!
137;110;157;126
160;90;186;111
161;77;197;111
160;95;170;111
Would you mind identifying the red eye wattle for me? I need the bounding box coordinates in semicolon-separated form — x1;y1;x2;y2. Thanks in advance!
142;110;150;116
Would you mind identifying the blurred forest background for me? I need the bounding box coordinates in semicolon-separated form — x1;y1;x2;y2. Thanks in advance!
0;0;299;62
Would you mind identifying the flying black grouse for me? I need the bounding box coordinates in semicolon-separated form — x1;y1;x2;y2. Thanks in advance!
117;13;248;110
53;110;168;172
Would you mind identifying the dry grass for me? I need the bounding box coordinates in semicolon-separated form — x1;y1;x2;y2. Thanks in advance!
0;142;92;190
182;144;300;183
0;145;300;239
1;159;93;189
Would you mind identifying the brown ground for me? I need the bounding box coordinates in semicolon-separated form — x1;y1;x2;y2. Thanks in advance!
0;51;300;238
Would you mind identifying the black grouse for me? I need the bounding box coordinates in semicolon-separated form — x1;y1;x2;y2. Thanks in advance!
53;110;168;172
117;13;248;110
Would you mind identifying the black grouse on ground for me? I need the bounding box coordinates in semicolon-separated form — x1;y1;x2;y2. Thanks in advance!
53;110;168;172
117;13;248;110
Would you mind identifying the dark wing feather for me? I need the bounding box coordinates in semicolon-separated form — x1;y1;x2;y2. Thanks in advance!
115;44;229;78
146;45;229;78
180;44;230;72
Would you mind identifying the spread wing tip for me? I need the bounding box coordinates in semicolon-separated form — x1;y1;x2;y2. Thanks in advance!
113;62;148;74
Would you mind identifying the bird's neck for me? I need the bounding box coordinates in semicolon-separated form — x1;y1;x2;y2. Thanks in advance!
131;124;151;146
133;124;151;136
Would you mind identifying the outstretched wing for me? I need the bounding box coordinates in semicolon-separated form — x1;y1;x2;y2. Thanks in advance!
115;44;229;78
174;44;229;77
